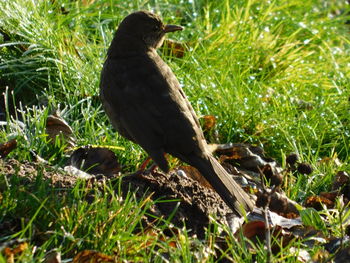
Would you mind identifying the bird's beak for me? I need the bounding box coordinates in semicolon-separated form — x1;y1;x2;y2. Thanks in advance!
163;24;184;33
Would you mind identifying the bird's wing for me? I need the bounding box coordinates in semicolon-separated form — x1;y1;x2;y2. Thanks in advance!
100;52;206;165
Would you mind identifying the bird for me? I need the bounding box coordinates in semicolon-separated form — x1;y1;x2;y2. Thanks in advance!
100;10;254;216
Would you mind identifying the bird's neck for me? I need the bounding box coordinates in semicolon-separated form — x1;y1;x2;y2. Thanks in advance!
107;34;154;58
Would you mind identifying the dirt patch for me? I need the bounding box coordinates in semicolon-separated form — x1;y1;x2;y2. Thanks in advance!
121;170;232;238
0;159;78;188
0;159;233;238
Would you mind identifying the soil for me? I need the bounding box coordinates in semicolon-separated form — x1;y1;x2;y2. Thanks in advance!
0;158;234;238
121;170;232;238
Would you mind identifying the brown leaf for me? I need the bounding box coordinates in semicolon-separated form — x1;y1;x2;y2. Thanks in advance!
320;191;339;203
0;139;17;158
269;192;293;216
256;190;299;217
216;143;280;173
242;220;294;254
69;146;120;177
319;155;342;167
46;114;75;149
142;226;178;249
304;195;334;210
44;250;61;263
312;249;330;263
332;171;350;202
201;115;216;131
162;39;187;58
73;250;114;263
3;242;28;263
332;171;349;191
242;220;266;240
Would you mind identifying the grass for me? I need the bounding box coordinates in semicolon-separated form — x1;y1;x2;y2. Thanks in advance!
1;0;350;261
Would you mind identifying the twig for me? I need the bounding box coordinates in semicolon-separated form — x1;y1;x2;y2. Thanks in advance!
258;166;278;263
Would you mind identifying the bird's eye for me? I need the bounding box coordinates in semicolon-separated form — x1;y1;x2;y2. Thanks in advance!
153;25;160;31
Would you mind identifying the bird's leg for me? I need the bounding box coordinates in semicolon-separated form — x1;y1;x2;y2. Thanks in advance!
135;155;169;183
133;156;152;178
145;163;159;174
138;154;169;174
138;156;152;172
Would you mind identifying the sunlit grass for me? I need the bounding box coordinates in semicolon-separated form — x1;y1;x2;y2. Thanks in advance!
1;0;350;261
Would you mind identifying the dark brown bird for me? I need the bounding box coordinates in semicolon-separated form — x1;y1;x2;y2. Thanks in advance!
100;11;254;215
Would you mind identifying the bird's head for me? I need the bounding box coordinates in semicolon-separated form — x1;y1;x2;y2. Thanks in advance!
115;11;183;49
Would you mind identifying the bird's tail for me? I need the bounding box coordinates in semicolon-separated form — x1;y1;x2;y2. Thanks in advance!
187;154;254;216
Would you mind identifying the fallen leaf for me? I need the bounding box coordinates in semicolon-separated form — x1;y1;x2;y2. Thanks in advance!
312;249;330;263
3;241;28;263
201;115;216;131
242;220;266;240
319;154;342;167
216;143;281;174
255;190;299;217
248;209;302;229
304;195;334;210
162;39;187;58
320;191;339;203
142;226;178;249
241;219;294;254
73;250;114;263
69;146;120;177
0;139;17;158
332;171;349;191
44;250;61;263
46;113;75;149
